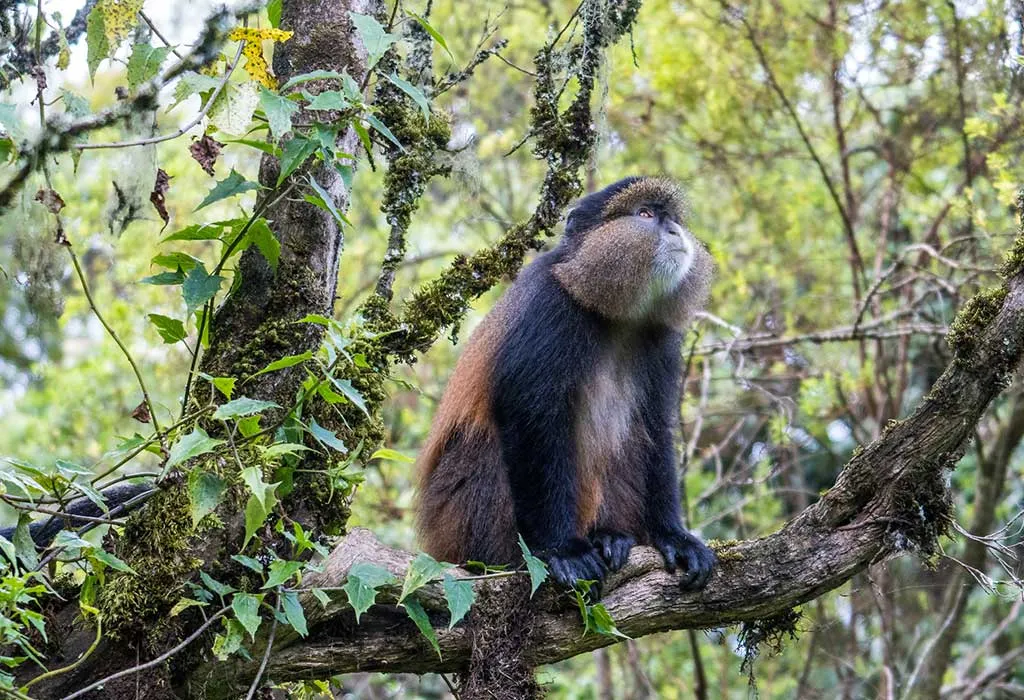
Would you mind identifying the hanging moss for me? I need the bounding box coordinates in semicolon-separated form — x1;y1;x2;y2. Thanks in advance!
738;608;801;678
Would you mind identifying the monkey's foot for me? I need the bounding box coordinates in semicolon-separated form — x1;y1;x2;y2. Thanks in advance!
543;538;608;591
589;528;635;572
651;528;716;591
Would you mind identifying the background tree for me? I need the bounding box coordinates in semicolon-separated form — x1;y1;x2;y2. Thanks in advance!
1;1;1023;699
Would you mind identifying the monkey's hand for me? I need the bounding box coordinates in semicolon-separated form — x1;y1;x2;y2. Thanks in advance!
589;528;635;572
541;537;608;591
651;528;716;591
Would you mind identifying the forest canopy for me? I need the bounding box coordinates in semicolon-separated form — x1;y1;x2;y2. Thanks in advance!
1;0;1023;698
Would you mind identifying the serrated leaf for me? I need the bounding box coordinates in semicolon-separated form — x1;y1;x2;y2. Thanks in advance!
147;314;187;344
208;80;260;135
172;71;220;108
518;535;548;597
240;466;279;512
588;601;630;639
90;548;136;574
53;530;93;551
349;12;398;69
305;90;349;111
408;12;454;60
85;4;109;78
166;427;224;469
443;574;475;629
162;221;232;242
213;618;245;659
247;218;280;269
251;350;313;377
369;448;414;463
327;376;370;417
127;43;171;89
277;135;318;186
263;560;303;588
153;251;205;269
195;170;259;211
232;592;263;640
350;562;397;588
211;376;236;400
309;418;347;453
259;87;298;139
55;458;93;477
281;589;308;636
213;397;281;420
188;470;226;526
402;597;440;658
399;553;447;603
182;265;225;315
385;73;430;120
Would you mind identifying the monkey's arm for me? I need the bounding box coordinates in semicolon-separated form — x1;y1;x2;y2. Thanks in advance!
639;334;716;591
491;275;607;588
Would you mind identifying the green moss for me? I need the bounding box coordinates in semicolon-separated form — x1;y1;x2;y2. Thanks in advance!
707;539;745;561
946;285;1008;357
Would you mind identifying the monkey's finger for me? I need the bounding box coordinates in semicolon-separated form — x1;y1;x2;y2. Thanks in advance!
610;537;633;570
658;543;678;573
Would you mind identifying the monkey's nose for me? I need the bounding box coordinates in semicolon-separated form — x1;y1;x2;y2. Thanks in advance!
665;220;686;237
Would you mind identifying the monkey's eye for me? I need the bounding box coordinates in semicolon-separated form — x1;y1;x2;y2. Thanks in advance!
637;207;655;219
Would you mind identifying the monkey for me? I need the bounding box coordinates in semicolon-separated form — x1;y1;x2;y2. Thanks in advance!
415;176;716;591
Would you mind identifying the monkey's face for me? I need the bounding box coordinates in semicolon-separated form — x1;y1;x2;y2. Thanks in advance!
553;196;713;329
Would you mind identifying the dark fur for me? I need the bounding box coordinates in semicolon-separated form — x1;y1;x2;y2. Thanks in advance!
416;177;716;591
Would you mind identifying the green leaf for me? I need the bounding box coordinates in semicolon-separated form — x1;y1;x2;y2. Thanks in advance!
188;470;227;526
251;350;314;378
385;73;430;120
152;251;204;269
231;554;265;573
443;574;475;629
213;618;245;659
327;376;370;417
247;218;280;269
213;397;281;420
305;175;349;226
243;495;268;549
90;548;137;574
211;376;236;400
310;588;330;608
167;428;224;469
232;592;264;640
260;442;312;460
170;597;207;617
208;80;260;135
309;418;347;453
587;602;630;639
224;138;281;156
281;590;308;636
399;553;447;603
369;448;414;463
147;314;187;344
348;12;398;69
352;119;373;156
518;535;548;597
127;43;171;89
343;563;396;623
140;271;185;286
366;114;404;151
408;12;454;60
182;265;224;315
0;534;16;567
172;71;220;108
280;69;349;91
13;515;38;570
52;530;93;551
263;560;303;588
201;571;236;597
277;135;318;186
162;222;232;242
259;87;299;139
304;90;349;111
240;466;280;512
195;170;260;211
402;597;441;658
85;4;109;78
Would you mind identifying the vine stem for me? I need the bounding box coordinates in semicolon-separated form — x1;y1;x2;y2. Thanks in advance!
68;249;163;437
23;618;102;690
